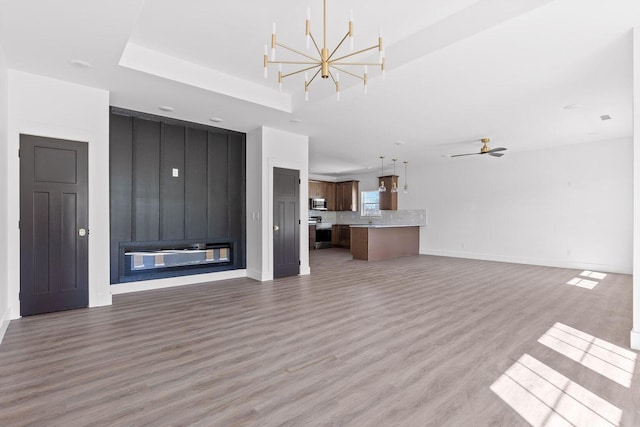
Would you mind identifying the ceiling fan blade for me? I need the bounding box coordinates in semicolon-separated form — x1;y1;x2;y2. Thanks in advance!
489;152;504;157
488;147;507;153
450;152;481;157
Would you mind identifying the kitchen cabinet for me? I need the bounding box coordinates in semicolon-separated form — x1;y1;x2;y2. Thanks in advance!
335;180;359;211
326;182;336;211
332;224;351;248
378;175;398;210
308;180;327;199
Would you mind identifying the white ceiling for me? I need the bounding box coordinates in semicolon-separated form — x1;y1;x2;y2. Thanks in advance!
0;0;638;175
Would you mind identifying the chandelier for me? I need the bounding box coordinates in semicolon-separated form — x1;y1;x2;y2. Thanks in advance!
263;0;385;100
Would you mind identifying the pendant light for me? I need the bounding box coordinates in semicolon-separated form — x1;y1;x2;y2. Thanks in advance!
403;161;409;193
391;158;398;193
378;156;386;192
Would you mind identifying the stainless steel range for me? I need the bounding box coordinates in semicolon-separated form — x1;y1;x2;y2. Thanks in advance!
309;216;332;249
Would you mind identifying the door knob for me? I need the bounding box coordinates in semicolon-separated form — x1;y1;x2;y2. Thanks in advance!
78;228;87;237
273;225;280;231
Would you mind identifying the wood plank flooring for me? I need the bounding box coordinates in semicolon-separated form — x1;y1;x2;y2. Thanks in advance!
0;249;637;426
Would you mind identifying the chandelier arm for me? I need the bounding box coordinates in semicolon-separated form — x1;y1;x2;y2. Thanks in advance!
328;70;337;84
308;32;322;57
271;60;320;65
330;65;364;81
327;32;351;61
276;42;319;62
331;45;379;63
282;65;321;79
332;61;383;66
307;68;322;86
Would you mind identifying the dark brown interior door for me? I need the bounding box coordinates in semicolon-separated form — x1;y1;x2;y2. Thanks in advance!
20;134;89;316
273;167;299;278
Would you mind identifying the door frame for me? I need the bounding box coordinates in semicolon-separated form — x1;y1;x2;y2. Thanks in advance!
267;159;309;280
19;134;89;315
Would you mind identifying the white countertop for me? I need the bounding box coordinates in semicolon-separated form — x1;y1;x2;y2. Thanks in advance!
349;224;421;228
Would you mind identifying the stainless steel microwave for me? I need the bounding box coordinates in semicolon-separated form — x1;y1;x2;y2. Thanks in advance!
310;198;328;210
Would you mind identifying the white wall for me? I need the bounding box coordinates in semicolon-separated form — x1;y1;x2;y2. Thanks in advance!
404;138;633;274
0;45;9;340
631;27;640;350
246;127;309;281
6;71;112;319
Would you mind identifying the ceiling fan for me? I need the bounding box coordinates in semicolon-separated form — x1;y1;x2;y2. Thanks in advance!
451;138;507;158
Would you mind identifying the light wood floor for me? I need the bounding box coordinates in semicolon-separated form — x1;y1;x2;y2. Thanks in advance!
0;249;636;426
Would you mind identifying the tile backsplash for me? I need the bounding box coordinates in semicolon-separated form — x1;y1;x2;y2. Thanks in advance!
309;209;427;226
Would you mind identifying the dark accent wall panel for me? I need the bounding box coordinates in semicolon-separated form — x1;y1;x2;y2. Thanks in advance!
228;133;246;267
160;123;185;241
133;118;161;242
109;114;133;283
109;107;246;284
207;132;229;238
185;128;208;239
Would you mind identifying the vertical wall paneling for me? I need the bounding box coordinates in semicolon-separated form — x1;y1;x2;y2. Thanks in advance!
133;118;161;242
160;123;185;241
109;114;133;283
109;108;247;283
185;128;208;239
208;132;229;238
228;133;246;266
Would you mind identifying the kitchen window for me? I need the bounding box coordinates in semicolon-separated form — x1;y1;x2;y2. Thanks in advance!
361;191;381;216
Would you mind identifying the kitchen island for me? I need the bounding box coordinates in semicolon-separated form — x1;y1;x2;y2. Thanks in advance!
350;225;420;261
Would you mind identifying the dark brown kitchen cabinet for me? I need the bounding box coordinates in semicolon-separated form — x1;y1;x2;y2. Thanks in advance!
332;224;351;248
326;182;336;211
309;180;327;199
336;181;359;211
378;175;398;210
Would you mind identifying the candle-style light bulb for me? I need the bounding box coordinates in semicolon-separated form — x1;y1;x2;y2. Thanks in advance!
271;22;277;61
263;45;268;79
305;72;309;101
306;8;311;49
349;9;354;51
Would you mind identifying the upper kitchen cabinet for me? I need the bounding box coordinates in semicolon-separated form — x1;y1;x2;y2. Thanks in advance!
336;180;359;212
309;180;327;199
326;182;336;211
379;175;398;210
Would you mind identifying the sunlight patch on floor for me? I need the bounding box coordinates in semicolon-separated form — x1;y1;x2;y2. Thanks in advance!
491;354;622;427
566;277;599;289
538;323;636;388
580;271;607;280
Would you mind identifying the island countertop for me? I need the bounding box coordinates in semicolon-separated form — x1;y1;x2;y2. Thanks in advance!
349;224;421;228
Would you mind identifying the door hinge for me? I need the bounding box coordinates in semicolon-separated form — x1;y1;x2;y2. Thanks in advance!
299;260;301;265
298;219;301;225
18;149;20;158
299;179;301;184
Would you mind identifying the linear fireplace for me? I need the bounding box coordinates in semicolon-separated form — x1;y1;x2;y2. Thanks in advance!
119;241;234;282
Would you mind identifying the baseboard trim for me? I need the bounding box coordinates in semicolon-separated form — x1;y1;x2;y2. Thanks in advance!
419;249;631;275
111;269;248;295
0;307;10;346
631;329;640;350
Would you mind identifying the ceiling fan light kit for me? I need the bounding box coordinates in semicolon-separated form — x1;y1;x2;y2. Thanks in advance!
450;138;507;158
263;0;385;100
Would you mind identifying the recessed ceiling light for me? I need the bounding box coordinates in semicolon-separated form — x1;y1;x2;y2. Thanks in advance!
563;104;582;110
209;117;223;123
68;59;91;68
600;114;612;121
159;106;174;112
289;118;303;123
394;141;405;146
